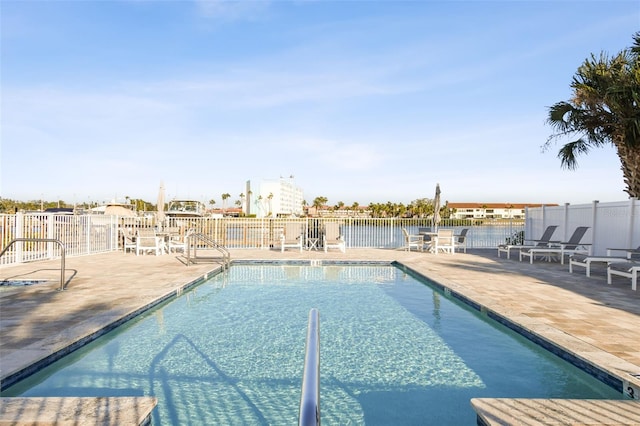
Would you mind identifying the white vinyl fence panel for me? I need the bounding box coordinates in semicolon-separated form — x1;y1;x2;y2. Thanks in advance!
525;199;639;256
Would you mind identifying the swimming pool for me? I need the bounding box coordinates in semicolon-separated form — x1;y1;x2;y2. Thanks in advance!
2;263;622;424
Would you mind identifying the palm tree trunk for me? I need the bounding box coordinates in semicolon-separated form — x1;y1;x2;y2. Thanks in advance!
616;142;640;198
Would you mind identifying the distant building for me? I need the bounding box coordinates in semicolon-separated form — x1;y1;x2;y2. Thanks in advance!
447;203;558;220
245;176;304;218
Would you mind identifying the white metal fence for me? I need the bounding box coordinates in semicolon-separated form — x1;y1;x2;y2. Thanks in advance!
1;213;524;266
525;199;640;256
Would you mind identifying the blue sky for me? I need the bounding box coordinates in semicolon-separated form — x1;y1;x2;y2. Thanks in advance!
1;0;638;207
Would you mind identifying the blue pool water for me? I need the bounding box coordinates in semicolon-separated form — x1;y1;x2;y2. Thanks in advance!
3;264;621;424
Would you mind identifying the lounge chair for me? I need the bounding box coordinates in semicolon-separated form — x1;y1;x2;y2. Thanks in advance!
454;228;469;253
136;228;163;256
323;222;346;253
606;246;640;260
402;228;424;252
497;225;558;259
569;253;630;277
430;229;455;255
120;227;137;254
519;226;590;264
281;223;303;252
607;261;639;291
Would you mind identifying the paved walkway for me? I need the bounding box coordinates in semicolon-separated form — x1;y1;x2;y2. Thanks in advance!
1;248;639;423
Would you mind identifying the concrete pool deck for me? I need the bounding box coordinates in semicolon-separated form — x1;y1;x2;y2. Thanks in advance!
1;248;639;424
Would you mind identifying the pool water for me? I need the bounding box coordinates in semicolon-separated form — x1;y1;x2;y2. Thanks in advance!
3;264;621;424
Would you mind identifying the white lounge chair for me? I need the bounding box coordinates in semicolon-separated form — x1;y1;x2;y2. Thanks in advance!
402;228;424;252
607;261;639;291
606;246;640;260
569;253;630;277
136;229;163;256
323;222;346;253
519;226;591;264
497;225;558;259
281;223;303;252
431;229;455;255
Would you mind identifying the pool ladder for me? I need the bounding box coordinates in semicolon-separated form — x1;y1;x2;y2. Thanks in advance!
184;231;230;269
299;308;320;426
0;238;66;291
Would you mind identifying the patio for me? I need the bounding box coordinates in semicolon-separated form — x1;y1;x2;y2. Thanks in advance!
1;248;639;423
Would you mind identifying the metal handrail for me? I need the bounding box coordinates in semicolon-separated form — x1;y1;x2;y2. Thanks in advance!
185;230;230;268
299;308;320;426
0;238;66;291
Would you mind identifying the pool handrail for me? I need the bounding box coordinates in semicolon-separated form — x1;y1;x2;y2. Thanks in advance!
184;230;230;269
0;238;66;291
299;308;320;426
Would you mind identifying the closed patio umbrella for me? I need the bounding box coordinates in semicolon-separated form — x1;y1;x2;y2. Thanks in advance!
432;183;441;231
157;181;166;226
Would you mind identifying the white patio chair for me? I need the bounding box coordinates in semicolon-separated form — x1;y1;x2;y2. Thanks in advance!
168;232;187;253
136;229;163;256
454;228;469;253
323;222;345;253
281;223;303;252
120;227;137;254
402;228;424;252
432;229;455;255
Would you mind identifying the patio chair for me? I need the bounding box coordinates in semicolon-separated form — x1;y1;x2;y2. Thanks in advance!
281;223;303;252
607;261;639;291
519;226;590;264
168;232;187;253
323;222;346;253
120;227;136;254
136;228;163;256
431;229;455;255
454;228;469;253
497;225;558;259
569;253;631;277
402;228;424;252
418;227;433;251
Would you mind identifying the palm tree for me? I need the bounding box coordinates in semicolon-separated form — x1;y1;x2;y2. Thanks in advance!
267;192;274;217
221;193;231;214
544;32;640;198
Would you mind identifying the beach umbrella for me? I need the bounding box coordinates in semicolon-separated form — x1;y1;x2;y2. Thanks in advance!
157;181;166;225
432;183;441;231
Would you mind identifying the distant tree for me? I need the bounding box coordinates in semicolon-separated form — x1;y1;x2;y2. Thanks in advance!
313;196;328;209
221;193;231;214
544;31;640;198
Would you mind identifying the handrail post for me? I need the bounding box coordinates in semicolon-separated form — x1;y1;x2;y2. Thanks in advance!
299;308;320;426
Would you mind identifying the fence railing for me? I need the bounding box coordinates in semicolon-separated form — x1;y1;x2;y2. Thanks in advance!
0;213;524;266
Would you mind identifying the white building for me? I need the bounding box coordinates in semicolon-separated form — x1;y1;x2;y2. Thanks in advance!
245;177;304;218
447;203;557;220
